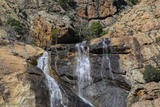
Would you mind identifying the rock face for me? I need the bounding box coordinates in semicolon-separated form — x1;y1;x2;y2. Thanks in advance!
30;15;52;47
74;0;117;19
127;82;160;107
29;11;79;46
90;0;160;85
50;0;160;107
50;43;129;107
0;0;80;47
0;40;49;107
0;0;160;107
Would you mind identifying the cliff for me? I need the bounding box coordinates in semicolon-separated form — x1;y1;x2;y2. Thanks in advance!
0;0;160;107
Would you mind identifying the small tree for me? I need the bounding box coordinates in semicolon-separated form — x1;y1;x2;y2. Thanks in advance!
51;28;59;44
89;21;103;37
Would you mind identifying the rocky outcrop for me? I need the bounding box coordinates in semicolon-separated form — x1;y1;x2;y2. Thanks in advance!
29;11;79;46
127;82;160;107
90;0;160;85
74;0;117;19
0;40;49;107
50;43;129;107
0;0;160;107
0;0;80;47
30;15;52;47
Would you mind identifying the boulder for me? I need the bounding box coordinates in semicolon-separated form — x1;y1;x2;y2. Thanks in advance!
0;41;49;107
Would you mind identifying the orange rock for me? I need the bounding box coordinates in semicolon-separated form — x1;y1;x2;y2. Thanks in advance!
75;0;117;19
30;15;52;47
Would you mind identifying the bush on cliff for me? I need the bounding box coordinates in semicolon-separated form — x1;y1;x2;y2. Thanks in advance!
125;0;138;6
89;21;103;37
75;21;107;40
143;65;160;83
58;0;75;10
6;16;26;35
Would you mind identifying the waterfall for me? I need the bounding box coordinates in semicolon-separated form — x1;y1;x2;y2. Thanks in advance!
101;38;120;107
75;41;93;106
37;51;66;107
101;38;114;80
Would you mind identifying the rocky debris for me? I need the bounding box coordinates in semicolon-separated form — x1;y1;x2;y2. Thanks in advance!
0;41;49;107
74;0;117;19
127;82;160;107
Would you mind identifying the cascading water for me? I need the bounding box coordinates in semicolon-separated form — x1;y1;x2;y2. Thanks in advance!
37;51;66;107
101;38;120;107
75;41;93;106
101;38;114;80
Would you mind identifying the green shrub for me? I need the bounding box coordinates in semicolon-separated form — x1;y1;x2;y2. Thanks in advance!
58;0;68;9
100;30;108;36
57;0;75;10
89;21;103;37
6;16;26;35
75;21;107;40
143;65;160;83
126;0;138;6
27;57;38;66
155;37;160;43
51;28;59;37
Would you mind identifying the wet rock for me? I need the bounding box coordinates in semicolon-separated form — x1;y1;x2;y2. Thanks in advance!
50;43;130;107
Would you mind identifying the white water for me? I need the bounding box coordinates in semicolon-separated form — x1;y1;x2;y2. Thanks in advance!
101;38;114;80
101;38;120;107
37;51;66;107
75;41;93;106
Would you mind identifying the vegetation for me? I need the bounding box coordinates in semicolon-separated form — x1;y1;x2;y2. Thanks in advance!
143;65;160;83
89;21;107;38
126;0;138;6
51;28;59;44
58;0;68;9
75;21;107;40
51;28;59;37
29;58;37;66
6;16;26;35
155;37;160;43
89;21;103;37
57;0;75;10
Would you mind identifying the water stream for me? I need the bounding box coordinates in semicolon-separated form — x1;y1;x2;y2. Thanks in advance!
37;51;66;107
101;38;120;107
101;38;114;81
75;41;93;106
